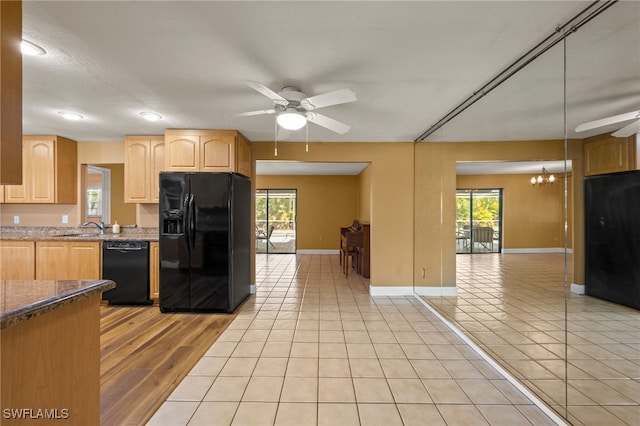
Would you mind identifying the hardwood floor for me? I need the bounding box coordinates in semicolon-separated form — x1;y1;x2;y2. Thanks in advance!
99;305;237;425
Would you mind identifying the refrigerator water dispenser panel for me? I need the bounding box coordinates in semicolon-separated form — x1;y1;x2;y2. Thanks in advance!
162;209;184;235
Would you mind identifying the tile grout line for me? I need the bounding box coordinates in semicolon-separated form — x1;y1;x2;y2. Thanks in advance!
413;294;569;426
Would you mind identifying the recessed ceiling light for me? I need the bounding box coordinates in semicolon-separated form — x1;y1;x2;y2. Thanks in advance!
21;39;46;56
140;112;162;121
57;111;84;121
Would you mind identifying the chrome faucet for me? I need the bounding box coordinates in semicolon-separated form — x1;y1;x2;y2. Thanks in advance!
83;221;105;235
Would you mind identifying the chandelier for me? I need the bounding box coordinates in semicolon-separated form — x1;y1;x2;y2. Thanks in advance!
530;167;555;187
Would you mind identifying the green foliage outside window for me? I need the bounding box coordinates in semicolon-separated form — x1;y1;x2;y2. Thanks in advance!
456;193;499;227
255;193;295;230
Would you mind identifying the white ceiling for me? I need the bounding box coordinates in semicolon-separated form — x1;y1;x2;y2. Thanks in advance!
456;160;571;175
256;161;369;176
21;1;640;146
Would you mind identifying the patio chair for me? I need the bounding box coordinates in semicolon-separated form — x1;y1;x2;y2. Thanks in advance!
473;226;494;252
257;225;275;248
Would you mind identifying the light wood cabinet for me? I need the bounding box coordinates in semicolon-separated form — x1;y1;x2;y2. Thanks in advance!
164;129;251;177
35;241;101;280
124;136;165;203
3;136;77;204
0;241;35;280
150;241;159;301
584;134;637;176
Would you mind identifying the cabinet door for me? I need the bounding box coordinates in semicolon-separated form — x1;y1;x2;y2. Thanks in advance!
35;242;68;279
28;138;56;203
236;134;252;178
165;135;199;171
0;241;35;280
585;136;632;176
149;242;159;300
4;142;29;203
200;134;235;171
67;242;101;279
150;138;165;203
124;137;151;203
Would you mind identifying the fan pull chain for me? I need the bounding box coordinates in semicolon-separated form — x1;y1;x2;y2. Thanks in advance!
305;122;309;152
274;117;278;156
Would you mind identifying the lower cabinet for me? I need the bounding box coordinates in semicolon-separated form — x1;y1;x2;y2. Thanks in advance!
35;241;101;280
0;241;35;280
150;242;159;301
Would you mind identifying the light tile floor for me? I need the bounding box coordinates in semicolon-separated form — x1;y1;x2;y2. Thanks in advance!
423;253;639;426
148;254;559;426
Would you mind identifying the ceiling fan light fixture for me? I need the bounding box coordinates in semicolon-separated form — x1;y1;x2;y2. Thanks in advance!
277;110;306;131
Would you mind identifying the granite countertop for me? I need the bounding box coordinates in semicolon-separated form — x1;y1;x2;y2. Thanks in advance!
0;226;159;242
0;279;115;329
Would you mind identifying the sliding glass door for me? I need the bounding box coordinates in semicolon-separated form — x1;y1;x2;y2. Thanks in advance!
255;189;297;254
456;188;502;254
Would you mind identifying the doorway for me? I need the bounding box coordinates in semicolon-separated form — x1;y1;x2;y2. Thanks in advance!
456;188;502;254
255;189;297;254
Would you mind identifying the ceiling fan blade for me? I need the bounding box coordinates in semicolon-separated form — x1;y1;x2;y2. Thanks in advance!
237;109;275;117
244;79;289;106
575;110;640;132
612;119;640;137
300;88;357;110
306;112;350;134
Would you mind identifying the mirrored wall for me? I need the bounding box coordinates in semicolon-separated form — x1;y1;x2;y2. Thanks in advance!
414;2;639;425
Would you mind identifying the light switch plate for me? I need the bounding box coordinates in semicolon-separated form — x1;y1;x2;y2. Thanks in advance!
62;215;69;224
13;216;19;224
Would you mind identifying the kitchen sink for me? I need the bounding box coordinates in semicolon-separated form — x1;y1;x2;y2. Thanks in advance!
52;232;100;237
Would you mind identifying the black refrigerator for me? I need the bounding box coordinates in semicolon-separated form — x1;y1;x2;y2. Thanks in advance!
585;170;640;310
159;172;251;313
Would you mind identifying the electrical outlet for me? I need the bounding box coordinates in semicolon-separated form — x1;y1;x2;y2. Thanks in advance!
62;215;69;224
13;216;19;224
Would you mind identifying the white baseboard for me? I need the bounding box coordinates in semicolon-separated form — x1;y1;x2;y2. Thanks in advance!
571;283;585;294
296;249;340;255
502;247;573;254
414;286;458;297
249;284;256;294
369;286;414;296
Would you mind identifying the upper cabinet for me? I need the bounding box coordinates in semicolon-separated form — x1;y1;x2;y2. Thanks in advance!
164;129;251;177
3;136;77;204
584;134;638;176
124;136;165;203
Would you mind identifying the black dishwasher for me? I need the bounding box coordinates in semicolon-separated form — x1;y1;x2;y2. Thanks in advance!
102;241;152;305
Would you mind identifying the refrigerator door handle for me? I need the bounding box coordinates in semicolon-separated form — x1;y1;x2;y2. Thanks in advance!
182;195;191;248
188;194;196;249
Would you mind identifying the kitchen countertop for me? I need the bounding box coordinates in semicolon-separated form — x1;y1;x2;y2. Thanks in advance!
0;279;115;328
0;226;159;242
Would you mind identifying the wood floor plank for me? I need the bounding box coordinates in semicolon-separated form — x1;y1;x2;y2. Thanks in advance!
99;305;237;425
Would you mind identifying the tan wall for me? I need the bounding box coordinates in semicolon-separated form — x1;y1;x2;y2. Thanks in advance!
255;175;359;250
358;165;372;223
414;140;567;288
456;174;567;249
252;141;414;288
100;164;136;225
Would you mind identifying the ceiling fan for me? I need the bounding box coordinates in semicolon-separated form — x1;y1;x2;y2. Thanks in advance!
575;109;640;137
238;80;356;134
